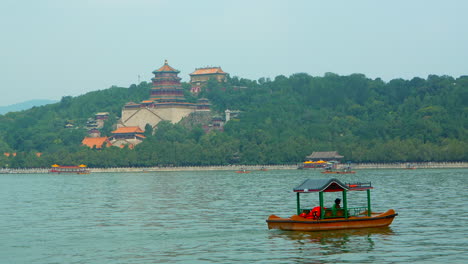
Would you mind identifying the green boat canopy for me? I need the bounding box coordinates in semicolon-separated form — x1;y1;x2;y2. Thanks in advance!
293;178;373;193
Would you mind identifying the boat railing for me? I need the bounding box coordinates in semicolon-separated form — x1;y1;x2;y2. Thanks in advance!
347;206;369;217
322;206;369;218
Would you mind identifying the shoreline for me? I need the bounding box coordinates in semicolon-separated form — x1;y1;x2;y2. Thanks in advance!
1;162;467;174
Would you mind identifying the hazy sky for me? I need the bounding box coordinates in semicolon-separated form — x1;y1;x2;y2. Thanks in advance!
0;0;467;106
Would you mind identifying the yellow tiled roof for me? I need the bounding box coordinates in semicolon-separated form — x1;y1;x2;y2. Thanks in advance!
112;126;144;134
190;67;226;75
154;60;179;72
82;137;111;148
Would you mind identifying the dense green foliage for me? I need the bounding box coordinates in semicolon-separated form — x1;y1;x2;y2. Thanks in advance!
0;73;467;168
0;83;150;152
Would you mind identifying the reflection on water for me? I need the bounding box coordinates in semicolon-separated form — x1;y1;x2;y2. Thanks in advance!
269;227;394;255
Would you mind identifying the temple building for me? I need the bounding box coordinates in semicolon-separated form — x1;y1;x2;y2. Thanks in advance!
149;61;186;104
82;137;112;149
95;112;109;129
305;151;344;163
95;112;109;120
109;127;146;148
87;128;101;138
118;60;211;132
225;109;241;122
189;66;228;93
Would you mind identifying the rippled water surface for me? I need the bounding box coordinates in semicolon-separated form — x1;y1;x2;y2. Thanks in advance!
0;169;467;263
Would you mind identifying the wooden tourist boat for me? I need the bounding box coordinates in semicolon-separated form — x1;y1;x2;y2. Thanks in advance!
236;169;251;173
49;164;90;174
266;178;397;231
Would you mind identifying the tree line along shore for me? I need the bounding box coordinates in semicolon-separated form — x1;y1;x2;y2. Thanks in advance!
1;162;467;174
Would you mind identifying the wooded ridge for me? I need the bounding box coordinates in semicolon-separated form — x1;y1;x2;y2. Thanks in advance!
0;72;466;168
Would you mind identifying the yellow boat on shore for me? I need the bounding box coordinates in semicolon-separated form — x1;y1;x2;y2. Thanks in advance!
49;164;90;174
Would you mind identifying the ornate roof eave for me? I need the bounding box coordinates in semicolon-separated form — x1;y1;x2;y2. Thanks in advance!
189;72;227;76
153;60;180;74
306;151;344;159
294;178;349;193
189;67;227;76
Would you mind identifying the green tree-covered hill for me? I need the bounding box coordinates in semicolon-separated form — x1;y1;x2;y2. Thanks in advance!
0;73;467;168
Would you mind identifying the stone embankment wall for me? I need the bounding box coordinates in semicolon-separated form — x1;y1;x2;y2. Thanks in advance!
1;162;467;174
341;162;468;169
90;165;295;173
0;168;49;174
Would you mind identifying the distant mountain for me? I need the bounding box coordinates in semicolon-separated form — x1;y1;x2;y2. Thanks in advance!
0;99;58;114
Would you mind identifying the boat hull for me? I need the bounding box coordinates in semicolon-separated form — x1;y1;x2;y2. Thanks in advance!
49;170;90;174
266;209;397;231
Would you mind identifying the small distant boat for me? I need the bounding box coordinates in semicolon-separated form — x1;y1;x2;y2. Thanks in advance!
259;167;268;171
236;169;250;173
404;163;416;170
49;164;90;174
321;165;355;174
266;178;398;231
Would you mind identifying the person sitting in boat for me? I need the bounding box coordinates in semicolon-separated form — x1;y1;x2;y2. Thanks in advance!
332;198;341;216
333;198;341;209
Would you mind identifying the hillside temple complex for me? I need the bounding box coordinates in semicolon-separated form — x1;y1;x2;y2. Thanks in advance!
118;60;211;129
82;60;229;149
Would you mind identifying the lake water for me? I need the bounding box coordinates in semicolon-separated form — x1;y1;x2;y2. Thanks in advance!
0;169;467;263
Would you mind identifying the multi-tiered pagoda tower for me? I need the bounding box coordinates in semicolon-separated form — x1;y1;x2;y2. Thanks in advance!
150;60;187;104
118;60;210;136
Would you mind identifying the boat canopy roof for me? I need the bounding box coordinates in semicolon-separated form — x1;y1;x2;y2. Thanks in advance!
293;178;373;193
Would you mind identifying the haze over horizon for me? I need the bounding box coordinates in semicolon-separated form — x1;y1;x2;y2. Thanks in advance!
1;0;467;106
